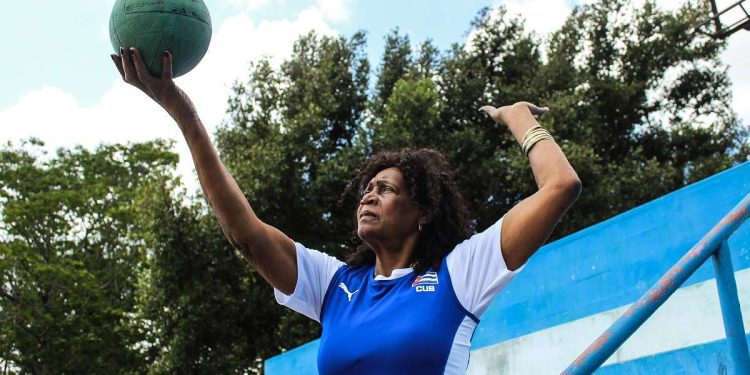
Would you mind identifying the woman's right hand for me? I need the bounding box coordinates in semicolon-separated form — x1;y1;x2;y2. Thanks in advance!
110;47;189;118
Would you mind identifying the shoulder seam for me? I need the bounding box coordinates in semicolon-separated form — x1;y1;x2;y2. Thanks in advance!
442;257;480;323
319;264;349;323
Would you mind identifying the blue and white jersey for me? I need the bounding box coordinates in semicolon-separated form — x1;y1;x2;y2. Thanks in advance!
274;217;522;374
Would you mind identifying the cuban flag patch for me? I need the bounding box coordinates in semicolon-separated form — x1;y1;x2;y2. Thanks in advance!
412;271;439;292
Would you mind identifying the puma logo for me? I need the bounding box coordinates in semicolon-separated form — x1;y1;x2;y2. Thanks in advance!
338;282;359;302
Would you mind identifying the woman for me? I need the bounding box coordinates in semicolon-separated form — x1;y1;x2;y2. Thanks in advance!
111;48;581;374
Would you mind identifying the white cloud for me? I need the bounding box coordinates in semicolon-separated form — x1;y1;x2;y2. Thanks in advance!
224;0;350;23
0;83;176;158
179;6;337;130
723;31;750;124
317;0;350;22
463;0;572;59
501;0;572;36
1;4;339;193
624;0;683;12
225;0;286;12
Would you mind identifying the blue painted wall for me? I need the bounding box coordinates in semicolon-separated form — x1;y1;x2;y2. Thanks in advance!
266;162;750;374
596;335;750;375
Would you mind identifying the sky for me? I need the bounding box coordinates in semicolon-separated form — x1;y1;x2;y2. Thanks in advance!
1;0;748;192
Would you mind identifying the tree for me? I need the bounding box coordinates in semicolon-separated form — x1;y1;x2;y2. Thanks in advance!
133;182;277;374
137;32;375;372
372;29;413;119
531;0;747;232
219;31;370;255
4;0;747;372
206;0;747;367
0;138;177;373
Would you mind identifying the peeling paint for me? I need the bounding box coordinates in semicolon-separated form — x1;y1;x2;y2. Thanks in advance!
563;193;750;374
572;332;613;367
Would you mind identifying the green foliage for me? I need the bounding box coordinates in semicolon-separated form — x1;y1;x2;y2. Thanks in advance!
212;1;746;368
371;77;443;150
532;0;745;231
0;138;177;373
219;32;370;254
2;0;748;372
372;29;412;118
133;185;277;374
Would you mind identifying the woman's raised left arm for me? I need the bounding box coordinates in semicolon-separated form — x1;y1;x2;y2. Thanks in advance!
480;102;582;271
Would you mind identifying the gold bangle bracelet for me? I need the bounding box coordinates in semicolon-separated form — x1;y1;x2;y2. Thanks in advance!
521;125;543;141
521;129;549;151
521;127;553;157
524;135;552;156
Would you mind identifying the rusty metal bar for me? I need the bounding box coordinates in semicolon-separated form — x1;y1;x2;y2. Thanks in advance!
712;241;750;374
714;0;748;18
710;0;723;35
698;0;750;38
562;192;750;375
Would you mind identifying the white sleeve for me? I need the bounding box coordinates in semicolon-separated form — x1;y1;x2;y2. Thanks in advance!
273;242;345;322
446;216;524;318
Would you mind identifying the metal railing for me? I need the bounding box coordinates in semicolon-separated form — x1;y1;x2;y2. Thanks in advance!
699;0;750;39
563;193;750;374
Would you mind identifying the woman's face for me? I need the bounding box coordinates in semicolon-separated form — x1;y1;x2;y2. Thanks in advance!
357;167;422;244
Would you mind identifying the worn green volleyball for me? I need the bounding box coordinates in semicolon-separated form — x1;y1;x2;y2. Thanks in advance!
109;0;212;78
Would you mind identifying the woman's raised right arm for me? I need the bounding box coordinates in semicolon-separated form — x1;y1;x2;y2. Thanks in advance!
111;48;297;294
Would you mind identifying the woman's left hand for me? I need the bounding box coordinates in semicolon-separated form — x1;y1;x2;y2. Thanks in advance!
479;101;549;126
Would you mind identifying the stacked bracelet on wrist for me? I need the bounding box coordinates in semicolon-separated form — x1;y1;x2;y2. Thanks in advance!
520;125;553;157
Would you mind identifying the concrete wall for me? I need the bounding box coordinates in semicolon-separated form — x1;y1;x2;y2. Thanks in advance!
266;162;750;374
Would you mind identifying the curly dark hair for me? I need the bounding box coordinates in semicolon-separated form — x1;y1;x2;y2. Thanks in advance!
346;148;472;274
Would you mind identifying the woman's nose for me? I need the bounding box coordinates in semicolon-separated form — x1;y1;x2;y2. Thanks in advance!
360;192;376;205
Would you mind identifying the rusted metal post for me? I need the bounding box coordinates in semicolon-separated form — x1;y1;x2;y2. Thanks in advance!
709;0;722;35
562;193;750;375
712;241;750;374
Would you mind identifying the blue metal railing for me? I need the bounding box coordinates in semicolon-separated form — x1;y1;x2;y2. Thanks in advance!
563;193;750;375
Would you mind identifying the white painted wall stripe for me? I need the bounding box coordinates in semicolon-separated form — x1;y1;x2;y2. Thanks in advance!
467;268;750;374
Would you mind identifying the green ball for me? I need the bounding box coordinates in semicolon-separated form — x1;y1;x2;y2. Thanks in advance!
109;0;212;78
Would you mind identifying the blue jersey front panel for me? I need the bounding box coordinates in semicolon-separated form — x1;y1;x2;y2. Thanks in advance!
273;218;523;374
317;257;477;375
